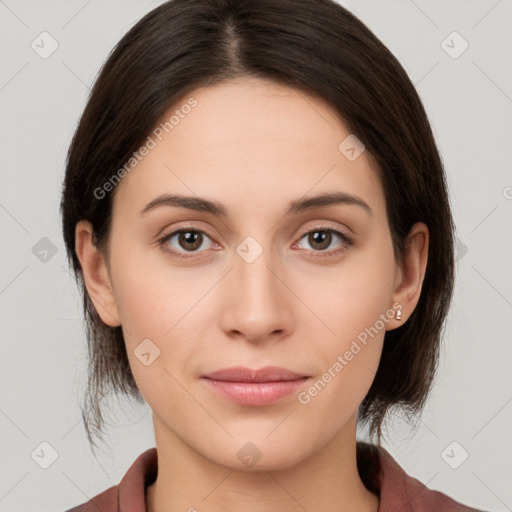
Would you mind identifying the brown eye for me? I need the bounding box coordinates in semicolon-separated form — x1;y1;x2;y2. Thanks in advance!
295;227;354;257
307;230;333;251
160;229;215;257
177;230;203;251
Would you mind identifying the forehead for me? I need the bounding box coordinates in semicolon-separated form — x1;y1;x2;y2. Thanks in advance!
112;78;384;221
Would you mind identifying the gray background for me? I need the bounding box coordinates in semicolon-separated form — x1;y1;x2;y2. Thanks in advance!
1;0;511;511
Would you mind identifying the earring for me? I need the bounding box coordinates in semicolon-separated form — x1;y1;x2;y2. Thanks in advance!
395;308;402;321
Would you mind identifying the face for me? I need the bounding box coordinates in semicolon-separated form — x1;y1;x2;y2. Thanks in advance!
80;77;413;470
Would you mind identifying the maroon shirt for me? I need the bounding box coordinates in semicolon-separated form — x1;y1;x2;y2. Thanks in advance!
65;442;486;511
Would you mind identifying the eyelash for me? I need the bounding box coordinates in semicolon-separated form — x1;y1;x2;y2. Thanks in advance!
158;225;354;260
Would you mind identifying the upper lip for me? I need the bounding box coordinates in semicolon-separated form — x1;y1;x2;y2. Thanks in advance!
202;366;309;382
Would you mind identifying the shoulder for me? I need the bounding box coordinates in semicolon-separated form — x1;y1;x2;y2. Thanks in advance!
63;484;118;512
63;448;158;512
357;442;488;512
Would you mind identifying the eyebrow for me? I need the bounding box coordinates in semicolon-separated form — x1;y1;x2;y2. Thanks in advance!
138;191;372;217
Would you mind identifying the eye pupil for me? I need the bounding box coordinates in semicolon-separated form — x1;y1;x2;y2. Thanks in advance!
309;230;331;250
179;231;202;250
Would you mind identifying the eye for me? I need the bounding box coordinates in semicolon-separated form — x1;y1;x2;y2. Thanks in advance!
158;226;354;260
294;227;353;257
159;228;216;259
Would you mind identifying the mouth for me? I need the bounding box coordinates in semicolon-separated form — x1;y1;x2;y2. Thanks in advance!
201;365;310;406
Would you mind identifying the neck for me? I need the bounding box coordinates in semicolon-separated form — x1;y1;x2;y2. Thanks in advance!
146;414;379;512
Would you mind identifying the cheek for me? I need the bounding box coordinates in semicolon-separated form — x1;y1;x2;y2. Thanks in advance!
293;234;396;343
293;235;395;411
297;342;382;440
109;248;213;404
296;296;389;435
110;240;197;338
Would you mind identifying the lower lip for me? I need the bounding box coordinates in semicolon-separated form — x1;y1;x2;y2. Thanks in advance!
202;378;309;406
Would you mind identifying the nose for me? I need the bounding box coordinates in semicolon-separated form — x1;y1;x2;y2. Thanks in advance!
219;240;294;344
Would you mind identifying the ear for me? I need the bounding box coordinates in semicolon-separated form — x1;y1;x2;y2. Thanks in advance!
74;220;121;327
388;222;429;329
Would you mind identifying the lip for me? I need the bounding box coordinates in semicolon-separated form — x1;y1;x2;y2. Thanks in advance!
201;366;310;406
202;365;308;382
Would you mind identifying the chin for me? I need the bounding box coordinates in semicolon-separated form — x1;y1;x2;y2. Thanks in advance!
202;436;315;473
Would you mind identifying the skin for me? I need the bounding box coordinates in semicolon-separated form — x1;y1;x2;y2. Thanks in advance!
75;77;428;512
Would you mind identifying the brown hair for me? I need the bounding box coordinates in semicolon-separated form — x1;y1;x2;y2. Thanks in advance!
60;0;454;451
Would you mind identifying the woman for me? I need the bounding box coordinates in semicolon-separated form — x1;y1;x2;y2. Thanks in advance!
60;0;486;510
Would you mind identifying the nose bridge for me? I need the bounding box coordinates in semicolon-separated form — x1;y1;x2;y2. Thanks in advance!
233;233;279;299
220;232;292;340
